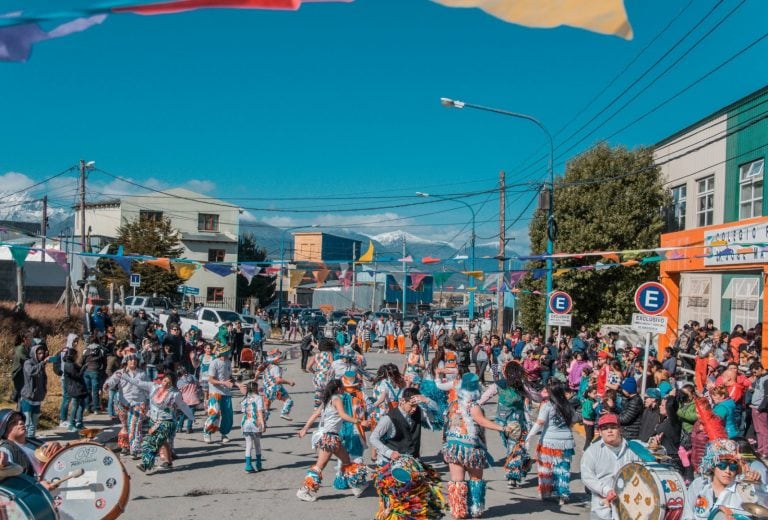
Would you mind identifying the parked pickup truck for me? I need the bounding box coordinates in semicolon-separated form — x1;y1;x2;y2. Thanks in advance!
158;307;268;345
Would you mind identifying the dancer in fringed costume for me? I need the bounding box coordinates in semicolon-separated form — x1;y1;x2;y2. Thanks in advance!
442;373;517;519
478;360;531;488
297;379;369;502
241;380;267;473
306;338;336;409
420;346;459;431
525;380;575;506
334;371;369;489
262;348;295;421
105;351;148;458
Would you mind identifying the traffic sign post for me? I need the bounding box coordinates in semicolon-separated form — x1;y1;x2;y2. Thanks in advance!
130;273;141;297
633;282;670;395
548;291;573;345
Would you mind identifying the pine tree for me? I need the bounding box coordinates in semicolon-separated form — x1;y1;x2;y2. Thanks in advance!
237;232;276;307
97;215;184;296
518;143;668;334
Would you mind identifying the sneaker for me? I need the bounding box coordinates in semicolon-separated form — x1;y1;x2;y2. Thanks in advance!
221;436;230;444
280;415;292;421
136;463;148;473
58;421;70;429
559;497;568;506
67;425;78;433
203;434;212;444
296;488;317;502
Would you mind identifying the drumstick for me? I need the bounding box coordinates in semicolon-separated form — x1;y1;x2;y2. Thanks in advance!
47;468;85;490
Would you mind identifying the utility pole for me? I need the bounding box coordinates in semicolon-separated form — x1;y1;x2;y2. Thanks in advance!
497;171;505;335
401;234;407;317
79;160;86;252
41;195;47;263
351;242;357;310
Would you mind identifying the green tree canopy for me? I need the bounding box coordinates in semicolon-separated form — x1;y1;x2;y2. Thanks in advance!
518;143;668;334
97;215;184;297
237;232;276;307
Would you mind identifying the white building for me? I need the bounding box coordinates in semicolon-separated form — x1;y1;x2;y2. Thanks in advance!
75;188;240;302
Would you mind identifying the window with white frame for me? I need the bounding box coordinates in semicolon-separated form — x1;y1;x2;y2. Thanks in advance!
681;276;711;325
697;176;714;227
670;184;687;231
722;277;761;329
739;159;764;219
198;213;219;232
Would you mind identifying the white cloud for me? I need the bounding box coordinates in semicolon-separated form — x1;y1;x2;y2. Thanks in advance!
184;179;216;193
0;171;34;193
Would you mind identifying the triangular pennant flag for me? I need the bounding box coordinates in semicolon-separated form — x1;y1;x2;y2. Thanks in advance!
620;260;640;267
577;265;594;271
595;262;611;271
9;246;29;268
641;255;664;264
453;254;469;261
433;272;452;286
602;253;620;263
505;272;524;289
358;241;374;263
554;268;568;277
239;264;258;284
314;268;330;287
397;255;414;263
117;245;124;256
173;261;199;281
144;257;172;271
204;263;234;277
409;273;428;290
463;270;484;281
421;256;441;264
113;256;134;274
390;272;406;290
46;249;69;270
482;272;501;291
81;255;99;269
289;269;306;289
531;269;546;280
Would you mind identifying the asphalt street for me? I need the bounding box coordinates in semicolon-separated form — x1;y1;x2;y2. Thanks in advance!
116;342;592;520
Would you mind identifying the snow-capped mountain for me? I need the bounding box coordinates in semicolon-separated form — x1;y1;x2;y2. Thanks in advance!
0;191;73;236
365;230;456;248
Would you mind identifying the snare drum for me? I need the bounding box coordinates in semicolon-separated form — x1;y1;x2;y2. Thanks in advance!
614;462;686;520
0;474;58;520
41;442;129;520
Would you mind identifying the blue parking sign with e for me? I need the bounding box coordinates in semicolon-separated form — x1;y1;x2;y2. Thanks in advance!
634;282;669;316
548;291;573;315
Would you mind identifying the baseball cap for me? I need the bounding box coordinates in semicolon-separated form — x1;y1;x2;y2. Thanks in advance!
598;414;620;428
597;350;612;359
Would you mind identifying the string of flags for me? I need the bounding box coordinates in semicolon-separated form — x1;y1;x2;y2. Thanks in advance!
0;1;633;62
0;234;754;293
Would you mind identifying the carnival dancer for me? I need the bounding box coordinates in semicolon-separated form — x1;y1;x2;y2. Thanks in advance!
525;379;576;505
403;343;427;388
442;373;517;519
478;361;531;488
120;371;194;473
369;387;445;519
306;339;336;409
241;380;267;473
369;364;406;430
419;346;456;431
197;342;215;403
262;348;296;421
333;345;368;383
334;371;369;489
106;351;149;458
204;344;235;444
297;379;369;502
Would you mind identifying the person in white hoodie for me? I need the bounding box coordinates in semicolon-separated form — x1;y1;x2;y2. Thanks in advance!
580;413;641;520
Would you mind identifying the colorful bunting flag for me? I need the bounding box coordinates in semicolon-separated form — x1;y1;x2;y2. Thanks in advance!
421;256;441;264
358;240;374;263
9;246;29;268
144;257;172;271
409;273;428;290
204;263;234;277
239;264;259;284
172;261;199;281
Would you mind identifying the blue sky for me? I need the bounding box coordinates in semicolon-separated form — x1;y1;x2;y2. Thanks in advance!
1;0;767;254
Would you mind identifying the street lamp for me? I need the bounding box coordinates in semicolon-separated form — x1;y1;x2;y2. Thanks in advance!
416;191;477;320
277;224;318;325
440;97;555;333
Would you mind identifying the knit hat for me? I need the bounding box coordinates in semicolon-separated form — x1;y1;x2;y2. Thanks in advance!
265;348;282;363
644;388;662;401
699;439;739;476
620;377;638;394
459;373;481;394
341;371;359;388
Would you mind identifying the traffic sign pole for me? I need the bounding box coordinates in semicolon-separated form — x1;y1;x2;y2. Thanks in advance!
633;282;670;396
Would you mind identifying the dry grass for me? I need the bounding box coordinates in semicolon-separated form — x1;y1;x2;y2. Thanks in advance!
0;302;133;428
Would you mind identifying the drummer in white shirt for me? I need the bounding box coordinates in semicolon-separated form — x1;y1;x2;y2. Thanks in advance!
0;409;62;489
683;438;761;520
580;413;641;519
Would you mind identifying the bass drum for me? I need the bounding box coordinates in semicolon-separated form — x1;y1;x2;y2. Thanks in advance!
41;442;129;520
614;462;686;520
707;506;754;520
0;473;58;520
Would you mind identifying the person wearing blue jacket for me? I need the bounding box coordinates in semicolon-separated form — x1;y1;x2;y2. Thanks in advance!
712;384;740;438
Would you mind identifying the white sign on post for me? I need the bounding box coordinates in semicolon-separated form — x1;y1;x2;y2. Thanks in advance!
631;313;668;334
547;313;572;327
